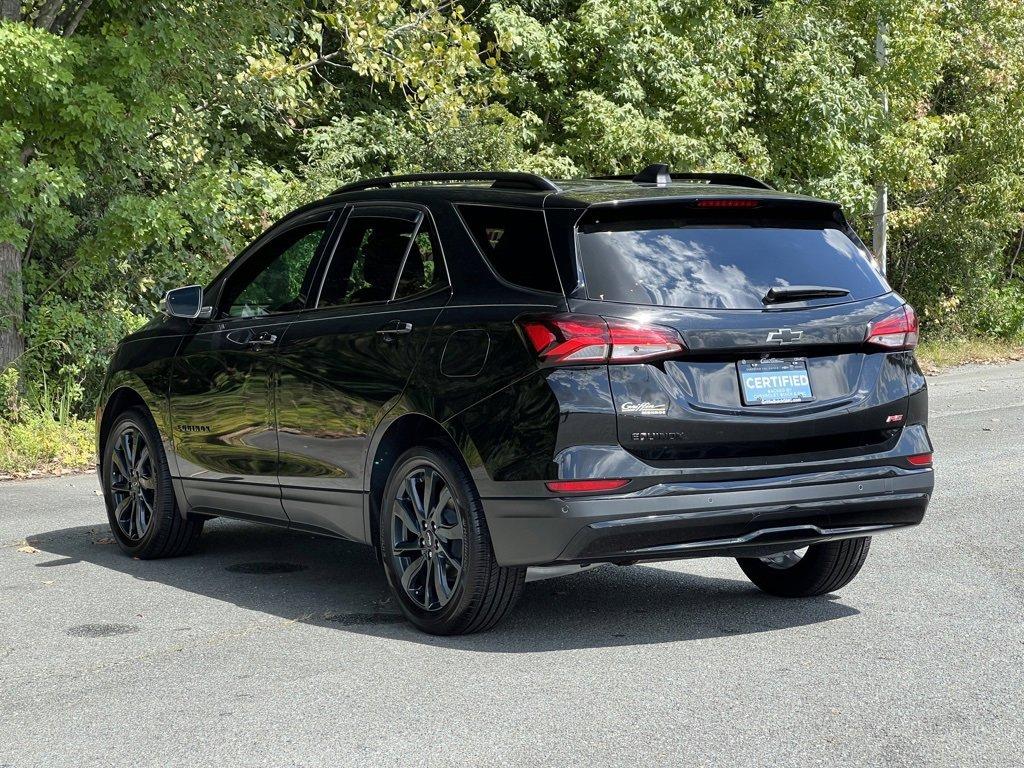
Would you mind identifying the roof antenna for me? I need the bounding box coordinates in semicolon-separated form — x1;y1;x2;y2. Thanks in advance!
633;163;671;186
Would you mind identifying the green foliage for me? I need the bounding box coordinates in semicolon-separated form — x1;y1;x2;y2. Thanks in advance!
0;365;93;476
1;0;1023;434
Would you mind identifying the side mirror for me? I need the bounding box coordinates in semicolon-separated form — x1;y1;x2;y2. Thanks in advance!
162;285;211;320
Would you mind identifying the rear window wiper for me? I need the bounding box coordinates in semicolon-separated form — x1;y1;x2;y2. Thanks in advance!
762;285;850;304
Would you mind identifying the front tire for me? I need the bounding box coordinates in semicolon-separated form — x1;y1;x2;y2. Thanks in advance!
379;446;525;635
737;537;871;597
101;407;203;559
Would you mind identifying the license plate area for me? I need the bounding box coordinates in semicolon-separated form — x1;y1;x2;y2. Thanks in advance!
738;358;814;406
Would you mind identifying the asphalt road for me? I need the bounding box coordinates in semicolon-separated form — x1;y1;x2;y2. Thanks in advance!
2;363;1023;767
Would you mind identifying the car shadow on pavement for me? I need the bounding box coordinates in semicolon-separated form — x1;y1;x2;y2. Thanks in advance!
27;517;859;653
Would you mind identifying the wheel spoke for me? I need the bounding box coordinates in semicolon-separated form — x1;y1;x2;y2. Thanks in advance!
405;475;426;522
110;480;130;493
114;495;132;525
393;539;420;555
123;430;135;466
395;499;420;535
138;494;152;534
135;444;150;475
430;487;452;527
111;450;129;478
138;474;155;491
437;543;462;578
436;516;463;543
401;554;427;593
433;554;454;605
421;555;434;608
132;497;145;538
423;469;437;520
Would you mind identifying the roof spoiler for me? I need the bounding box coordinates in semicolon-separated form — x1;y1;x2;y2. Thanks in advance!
591;163;775;191
331;172;560;195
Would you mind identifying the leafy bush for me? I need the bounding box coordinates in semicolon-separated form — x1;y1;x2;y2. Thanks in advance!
0;367;94;477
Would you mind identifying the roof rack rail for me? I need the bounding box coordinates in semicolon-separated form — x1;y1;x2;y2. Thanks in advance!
590;163;774;191
331;171;560;195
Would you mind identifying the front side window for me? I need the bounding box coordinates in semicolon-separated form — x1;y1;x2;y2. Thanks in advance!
318;216;417;307
221;223;328;318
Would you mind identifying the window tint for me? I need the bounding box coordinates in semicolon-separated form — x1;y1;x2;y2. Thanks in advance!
318;216;417;307
577;221;890;309
458;205;561;293
222;223;327;318
394;219;446;301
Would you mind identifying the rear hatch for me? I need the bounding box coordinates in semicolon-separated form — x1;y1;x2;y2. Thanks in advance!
570;198;915;466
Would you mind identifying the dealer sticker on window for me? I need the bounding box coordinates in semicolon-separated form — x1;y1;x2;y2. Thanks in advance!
737;358;814;406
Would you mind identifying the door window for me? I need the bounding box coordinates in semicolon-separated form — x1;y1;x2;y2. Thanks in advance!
221;223;328;318
318;216;418;307
394;219;447;301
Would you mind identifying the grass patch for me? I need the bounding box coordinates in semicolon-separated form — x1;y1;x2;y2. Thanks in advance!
916;336;1024;373
0;413;95;479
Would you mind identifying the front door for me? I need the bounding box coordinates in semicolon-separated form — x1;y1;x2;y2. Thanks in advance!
275;205;451;540
169;211;336;520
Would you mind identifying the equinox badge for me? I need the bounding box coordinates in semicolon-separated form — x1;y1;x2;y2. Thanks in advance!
766;328;803;344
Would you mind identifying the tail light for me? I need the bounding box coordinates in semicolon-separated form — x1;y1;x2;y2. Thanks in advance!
866;305;919;350
517;314;685;365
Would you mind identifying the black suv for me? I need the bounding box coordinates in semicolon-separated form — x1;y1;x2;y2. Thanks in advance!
96;164;933;634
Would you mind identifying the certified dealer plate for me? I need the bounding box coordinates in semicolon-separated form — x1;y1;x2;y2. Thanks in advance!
737;358;814;405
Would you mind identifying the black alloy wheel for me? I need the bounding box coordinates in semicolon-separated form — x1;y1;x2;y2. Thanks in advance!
102;407;204;558
379;446;525;635
108;424;156;541
390;465;465;611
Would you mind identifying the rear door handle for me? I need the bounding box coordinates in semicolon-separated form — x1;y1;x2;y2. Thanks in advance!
377;320;413;340
226;330;278;348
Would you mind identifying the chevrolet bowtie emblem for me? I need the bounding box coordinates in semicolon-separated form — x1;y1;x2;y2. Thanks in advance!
766;328;803;344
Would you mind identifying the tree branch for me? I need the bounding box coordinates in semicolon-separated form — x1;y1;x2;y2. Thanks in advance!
1008;227;1024;282
33;0;64;30
296;48;346;72
61;0;92;37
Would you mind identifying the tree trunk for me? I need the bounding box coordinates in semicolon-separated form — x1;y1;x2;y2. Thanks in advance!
0;241;25;370
1;0;21;21
1;4;27;370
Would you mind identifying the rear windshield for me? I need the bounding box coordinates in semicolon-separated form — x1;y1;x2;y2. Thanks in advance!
577;220;889;309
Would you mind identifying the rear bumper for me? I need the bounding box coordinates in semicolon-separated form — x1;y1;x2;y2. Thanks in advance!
482;466;932;566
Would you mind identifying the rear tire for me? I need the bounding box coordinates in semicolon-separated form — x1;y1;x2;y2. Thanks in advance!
737;537;871;597
379;446;525;635
101;407;203;559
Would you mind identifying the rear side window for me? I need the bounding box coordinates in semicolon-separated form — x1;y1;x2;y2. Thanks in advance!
394;219;447;301
577;219;889;309
458;205;561;293
318;216;417;307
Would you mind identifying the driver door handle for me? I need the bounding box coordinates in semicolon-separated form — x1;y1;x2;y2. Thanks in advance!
226;330;278;348
377;320;413;340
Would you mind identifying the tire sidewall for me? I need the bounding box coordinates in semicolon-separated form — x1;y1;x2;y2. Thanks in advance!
101;408;172;555
379;447;485;632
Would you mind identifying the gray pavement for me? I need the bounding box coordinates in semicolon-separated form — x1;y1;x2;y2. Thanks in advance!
2;362;1023;767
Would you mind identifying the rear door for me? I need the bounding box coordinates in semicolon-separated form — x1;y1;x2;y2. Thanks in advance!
274;205;451;540
570;200;913;465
